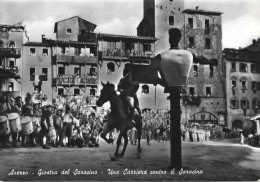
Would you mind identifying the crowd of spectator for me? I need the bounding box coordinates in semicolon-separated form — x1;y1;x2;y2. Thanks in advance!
1;90;259;150
0;91;103;149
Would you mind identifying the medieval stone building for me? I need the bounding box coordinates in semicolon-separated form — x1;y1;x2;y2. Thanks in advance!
137;0;225;125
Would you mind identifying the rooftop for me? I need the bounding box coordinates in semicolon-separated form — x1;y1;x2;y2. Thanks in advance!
54;16;97;33
243;38;260;52
0;24;25;31
183;9;223;16
43;38;98;46
98;33;157;42
23;42;49;47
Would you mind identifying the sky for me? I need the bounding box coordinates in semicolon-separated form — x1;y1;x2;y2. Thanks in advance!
0;0;260;49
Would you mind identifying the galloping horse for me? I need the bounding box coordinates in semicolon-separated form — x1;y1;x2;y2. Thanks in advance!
96;82;142;159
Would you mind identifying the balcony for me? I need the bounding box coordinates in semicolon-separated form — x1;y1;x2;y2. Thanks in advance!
0;67;20;79
4;91;21;98
54;75;98;87
0;48;21;58
101;50;155;60
53;55;97;65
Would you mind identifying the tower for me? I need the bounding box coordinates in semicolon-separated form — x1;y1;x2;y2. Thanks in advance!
137;0;185;53
138;0;225;125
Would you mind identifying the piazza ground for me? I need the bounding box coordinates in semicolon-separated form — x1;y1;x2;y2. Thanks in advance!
0;139;259;181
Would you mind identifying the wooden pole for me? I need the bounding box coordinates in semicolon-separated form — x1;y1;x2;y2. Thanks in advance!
154;84;157;109
170;87;182;170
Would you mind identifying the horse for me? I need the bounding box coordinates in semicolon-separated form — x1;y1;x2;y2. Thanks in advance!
96;82;142;159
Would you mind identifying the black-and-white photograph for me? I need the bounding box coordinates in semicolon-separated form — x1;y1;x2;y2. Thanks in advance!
0;0;260;181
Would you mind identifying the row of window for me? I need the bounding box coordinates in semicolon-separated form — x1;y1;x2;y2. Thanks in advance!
57;66;96;76
188;37;211;49
101;41;152;52
188;86;212;96
230;99;260;109
29;66;99;81
29;68;48;81
57;87;96;97
193;64;214;77
0;60;16;68
0;40;16;48
231;80;260;91
168;15;211;31
29;48;48;56
187;18;210;30
231;62;260;73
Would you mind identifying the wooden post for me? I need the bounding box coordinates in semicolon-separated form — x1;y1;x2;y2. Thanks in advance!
169;87;182;170
154;84;157;109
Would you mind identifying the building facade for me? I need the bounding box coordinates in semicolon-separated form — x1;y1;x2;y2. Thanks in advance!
0;24;24;97
137;0;225;125
22;42;52;103
97;33;157;109
181;9;225;125
21;17;99;108
21;16;157;111
223;39;260;130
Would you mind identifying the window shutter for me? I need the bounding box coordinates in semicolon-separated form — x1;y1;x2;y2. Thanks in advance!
240;100;243;109
237;100;239;109
247;100;249;109
257;82;260;91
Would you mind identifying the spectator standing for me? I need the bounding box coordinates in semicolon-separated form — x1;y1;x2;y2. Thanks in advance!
240;133;245;146
58;105;73;148
53;109;63;146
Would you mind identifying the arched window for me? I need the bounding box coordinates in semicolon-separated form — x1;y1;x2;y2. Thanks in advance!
9;41;15;48
142;85;149;94
232;120;242;129
107;62;115;74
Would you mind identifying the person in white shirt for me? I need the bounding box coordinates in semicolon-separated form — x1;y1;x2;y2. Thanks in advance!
57;105;73;148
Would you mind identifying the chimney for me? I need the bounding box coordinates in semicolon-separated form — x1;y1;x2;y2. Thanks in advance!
253;39;256;44
196;6;199;10
42;35;45;42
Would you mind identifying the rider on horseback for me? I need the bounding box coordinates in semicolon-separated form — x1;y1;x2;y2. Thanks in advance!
117;64;142;121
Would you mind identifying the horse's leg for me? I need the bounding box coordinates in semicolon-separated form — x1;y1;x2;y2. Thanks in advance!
115;132;123;156
100;123;114;144
136;116;142;153
118;130;128;158
134;130;137;145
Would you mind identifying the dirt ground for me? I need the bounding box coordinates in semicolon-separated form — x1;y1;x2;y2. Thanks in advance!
0;138;260;181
